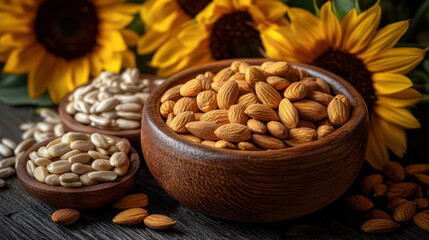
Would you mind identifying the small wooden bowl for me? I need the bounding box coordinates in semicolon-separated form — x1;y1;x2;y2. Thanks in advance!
58;74;159;147
141;59;369;222
16;136;140;209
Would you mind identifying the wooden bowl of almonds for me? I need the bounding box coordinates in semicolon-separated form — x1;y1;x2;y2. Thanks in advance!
16;133;140;209
58;69;160;147
141;58;369;222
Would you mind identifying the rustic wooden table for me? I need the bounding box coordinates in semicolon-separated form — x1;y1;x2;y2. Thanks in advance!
1;101;428;239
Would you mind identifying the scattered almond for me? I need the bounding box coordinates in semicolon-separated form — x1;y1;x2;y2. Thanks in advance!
113;193;149;209
345;195;374;212
365;209;392;220
414;212;429;232
51;209;80;225
361;219;400;234
113;208;149;225
383;161;405;181
393;201;416;222
144;214;176;230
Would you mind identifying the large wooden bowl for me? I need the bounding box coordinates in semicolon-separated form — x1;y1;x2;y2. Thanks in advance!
59;74;159;147
141;59;369;222
16;136;140;209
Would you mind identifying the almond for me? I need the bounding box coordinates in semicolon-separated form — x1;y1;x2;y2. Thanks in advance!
251;134;286;149
247;119;267;134
261;61;290;76
297;67;310;79
413;173;429;187
237;142;261;151
413;198;429;210
284;82;308;101
237;93;260;109
284;66;299;82
372;183;388;198
293;100;327;121
160;84;183;103
211;81;225;92
180;79;202;97
228;104;248;125
236;80;254;95
239;62;250;73
365;209;392;220
245;66;266;88
181;134;202;143
317;118;335;127
113;193;149;209
196;74;212;90
266;76;290;90
300;77;318;92
229;73;245;81
405;164;429;175
388;198;409;210
306;91;333;106
160;100;175;118
383;161;405;181
214;123;251;142
201;140;216;147
288;127;317;142
217;80;239;109
361;174;384;195
414;182;424;198
213;68;234;82
173;97;198;115
333;94;351;110
169;111;195;133
278;98;299;129
255;82;282;108
230;60;244;72
186;121;220;140
204;71;215;78
327;99;349;126
315;77;331;94
345;195;374;212
196;90;218;112
113;208;149;225
414;212;429;232
144;214;176;230
215;140;237;149
51;209;80;225
393;201;417;222
245;104;279;121
200;109;230;125
317;125;335;139
166;113;175;127
297;120;316;129
386;182;416;200
194;112;203;121
266;121;288;139
361;219;400;234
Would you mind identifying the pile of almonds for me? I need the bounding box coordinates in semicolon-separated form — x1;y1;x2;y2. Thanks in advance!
66;68;162;130
27;132;131;187
51;193;176;230
0;108;65;188
159;60;352;150
345;161;429;233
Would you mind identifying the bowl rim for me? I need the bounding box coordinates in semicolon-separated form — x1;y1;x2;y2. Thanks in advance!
16;136;140;194
58;74;159;139
143;58;368;158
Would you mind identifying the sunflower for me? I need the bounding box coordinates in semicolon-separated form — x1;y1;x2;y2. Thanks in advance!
137;0;212;55
149;0;289;77
0;0;140;103
261;1;425;170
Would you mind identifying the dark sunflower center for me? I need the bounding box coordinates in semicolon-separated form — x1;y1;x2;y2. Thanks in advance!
209;11;264;60
176;0;210;18
35;0;98;60
312;48;376;110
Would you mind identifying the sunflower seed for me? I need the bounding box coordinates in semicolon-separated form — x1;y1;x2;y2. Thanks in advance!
34;158;52;167
19;122;35;130
59;173;79;183
39;108;60;120
110;152;128;168
47;137;62;148
0;143;12;157
26;161;36;177
0;157;15;169
91;159;112;171
59;149;81;160
114;160;130;176
116;118;140;129
70;140;94;151
54;123;65;137
71;163;93;175
88;171;117;182
47;160;71;174
60;181;82;187
115;103;142;112
116;111;141;120
1;138;17;150
21;128;35;140
66;102;76;115
36;122;55;132
14;138;34;155
87;150;109;160
90;133;110;149
95;98;120;113
116;140;131;154
15;152;24;169
45;174;60;186
37;146;52;159
33;166;49;183
74;100;91;113
0;167;15;178
68;153;91;164
89;115;111;127
79;172;99;186
48;143;71;157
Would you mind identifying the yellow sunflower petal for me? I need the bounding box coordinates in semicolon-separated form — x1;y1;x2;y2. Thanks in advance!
342;5;381;54
98;11;133;29
146;0;182;31
366;120;389;170
376;88;423;107
89;49;104;77
120;29;139;47
366;47;425;74
287;7;323;42
28;52;52;99
358;20;409;61
103;52;121;73
250;0;287;23
151;36;196;68
377;116;407;158
97;30;127;51
100;3;141;15
0;13;32;33
140;0;159;23
340;8;357;42
320;1;342;48
72;57;90;87
137;28;172;55
374;105;421;129
157;49;213;77
372;72;413;95
48;57;73;103
121;49;136;68
177;23;209;48
3;43;44;74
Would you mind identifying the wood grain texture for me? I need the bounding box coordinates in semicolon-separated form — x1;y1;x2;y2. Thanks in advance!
141;59;369;222
58;74;159;148
1;102;429;239
16;137;140;209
